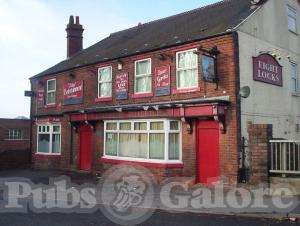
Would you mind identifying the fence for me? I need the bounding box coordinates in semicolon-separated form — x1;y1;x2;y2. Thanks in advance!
269;140;300;175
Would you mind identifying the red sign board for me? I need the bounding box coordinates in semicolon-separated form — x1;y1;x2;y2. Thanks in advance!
155;65;170;96
63;80;84;105
37;88;44;108
36;118;62;123
253;54;283;86
115;73;128;100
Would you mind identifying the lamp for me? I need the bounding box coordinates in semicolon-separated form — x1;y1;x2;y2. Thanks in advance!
69;73;75;78
117;59;123;70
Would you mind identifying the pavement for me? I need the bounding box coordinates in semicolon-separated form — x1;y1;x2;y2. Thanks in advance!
0;168;299;226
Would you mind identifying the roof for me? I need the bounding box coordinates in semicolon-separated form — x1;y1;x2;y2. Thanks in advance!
31;0;262;79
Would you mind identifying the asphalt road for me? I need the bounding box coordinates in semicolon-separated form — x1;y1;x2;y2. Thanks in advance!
0;169;299;226
0;209;298;226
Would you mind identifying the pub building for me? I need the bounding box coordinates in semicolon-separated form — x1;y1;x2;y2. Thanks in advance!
27;0;300;186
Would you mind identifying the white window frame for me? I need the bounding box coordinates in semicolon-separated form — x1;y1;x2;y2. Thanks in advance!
46;79;56;105
134;58;152;94
291;61;298;95
5;129;23;140
176;48;199;90
98;66;112;98
287;5;297;33
36;124;61;155
103;119;182;164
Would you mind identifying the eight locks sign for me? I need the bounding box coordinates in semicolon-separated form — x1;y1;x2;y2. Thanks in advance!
253;53;283;86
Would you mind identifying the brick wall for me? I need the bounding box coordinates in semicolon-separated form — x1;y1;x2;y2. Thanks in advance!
30;34;237;116
0;119;30;151
247;122;273;184
30;33;240;185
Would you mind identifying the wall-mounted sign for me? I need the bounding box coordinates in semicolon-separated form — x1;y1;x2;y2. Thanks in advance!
115;73;128;100
155;65;170;96
37;88;44;108
36;117;62;124
63;80;84;105
253;54;283;86
201;55;217;83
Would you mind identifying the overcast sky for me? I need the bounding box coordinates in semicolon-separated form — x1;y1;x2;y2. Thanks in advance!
0;0;219;119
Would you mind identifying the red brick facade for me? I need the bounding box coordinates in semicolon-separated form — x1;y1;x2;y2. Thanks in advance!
247;122;273;184
30;33;241;185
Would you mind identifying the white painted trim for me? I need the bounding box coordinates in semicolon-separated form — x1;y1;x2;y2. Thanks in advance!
98;66;113;98
103;119;182;163
270;140;300;143
175;48;199;90
134;58;152;94
46;79;56;105
36;124;61;155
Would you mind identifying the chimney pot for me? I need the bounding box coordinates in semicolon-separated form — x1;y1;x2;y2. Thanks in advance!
69;15;74;25
75;16;80;25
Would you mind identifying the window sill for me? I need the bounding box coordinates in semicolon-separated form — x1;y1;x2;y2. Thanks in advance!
95;97;113;102
33;153;62;158
288;29;299;36
131;93;154;99
100;157;183;168
44;104;57;109
172;87;200;94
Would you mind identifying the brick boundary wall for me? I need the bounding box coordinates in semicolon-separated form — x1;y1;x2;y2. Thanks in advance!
0;149;31;170
247;122;273;184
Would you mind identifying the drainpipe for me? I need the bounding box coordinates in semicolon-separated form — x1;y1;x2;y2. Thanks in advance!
29;80;33;166
232;31;243;183
70;121;73;166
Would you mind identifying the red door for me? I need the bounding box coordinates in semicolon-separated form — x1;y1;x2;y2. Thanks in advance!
197;120;220;184
79;124;92;171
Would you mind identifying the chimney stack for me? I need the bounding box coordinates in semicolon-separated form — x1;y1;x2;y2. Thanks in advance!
66;15;84;58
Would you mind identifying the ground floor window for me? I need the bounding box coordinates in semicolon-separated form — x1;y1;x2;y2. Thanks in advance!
37;124;61;154
104;119;181;163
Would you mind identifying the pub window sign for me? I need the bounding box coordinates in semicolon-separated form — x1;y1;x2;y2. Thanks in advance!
253;53;283;86
201;54;218;83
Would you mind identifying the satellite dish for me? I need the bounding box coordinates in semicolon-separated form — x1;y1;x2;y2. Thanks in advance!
239;86;251;98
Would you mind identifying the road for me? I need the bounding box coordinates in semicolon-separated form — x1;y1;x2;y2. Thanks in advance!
0;209;298;226
0;169;299;226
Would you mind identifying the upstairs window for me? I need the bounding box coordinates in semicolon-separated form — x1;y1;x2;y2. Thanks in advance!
287;6;297;33
46;79;56;105
135;58;152;94
98;66;112;98
5;129;23;140
291;62;298;95
37;124;61;154
176;49;198;89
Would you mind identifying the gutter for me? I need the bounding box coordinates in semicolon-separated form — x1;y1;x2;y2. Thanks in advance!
63;96;230;115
